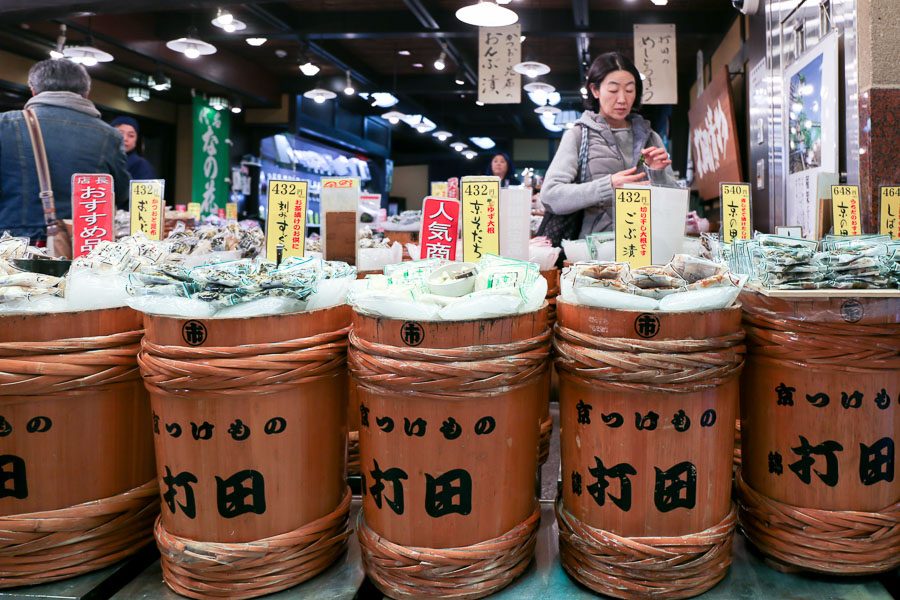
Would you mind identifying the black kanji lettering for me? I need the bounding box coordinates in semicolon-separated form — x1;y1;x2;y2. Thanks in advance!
576;400;593;425
425;469;472;517
0;455;27;500
216;470;266;518
653;461;697;512
859;437;894;486
775;382;796;406
162;466;197;518
586;457;637;512
789;436;843;486
369;460;408;515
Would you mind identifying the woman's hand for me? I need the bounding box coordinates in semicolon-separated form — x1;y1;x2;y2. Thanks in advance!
641;147;672;170
611;167;648;188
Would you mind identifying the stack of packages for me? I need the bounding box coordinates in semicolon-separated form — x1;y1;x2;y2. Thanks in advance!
165;221;264;264
561;254;746;312
0;233;65;306
529;237;561;270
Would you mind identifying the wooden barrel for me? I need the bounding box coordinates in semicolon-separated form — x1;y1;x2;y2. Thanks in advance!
350;308;550;599
737;291;900;575
0;308;158;588
554;300;743;599
538;269;560;466
138;306;352;598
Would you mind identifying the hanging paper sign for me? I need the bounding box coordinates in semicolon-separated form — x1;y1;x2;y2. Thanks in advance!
831;185;862;236
226;202;238;221
462;176;501;262
431;181;449;198
448;177;460;200
420;197;461;261
615;188;653;267
634;24;678;105
879;186;900;239
129;179;165;240
478;24;521;104
71;174;115;258
187;202;202;222
266;179;309;261
719;183;753;244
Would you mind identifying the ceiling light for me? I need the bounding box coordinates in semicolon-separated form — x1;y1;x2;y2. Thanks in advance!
246;37;267;46
455;73;465;86
231;99;243;114
406;116;436;133
381;110;405;125
639;72;647;81
49;49;64;59
412;63;423;68
524;82;554;94
304;88;337;104
275;49;288;58
166;36;217;59
299;61;320;76
475;100;485;106
364;92;399;107
63;45;113;66
343;71;355;95
211;9;245;31
433;130;452;141
580;86;588;96
456;0;519;27
127;87;150;103
434;52;447;71
469;137;495;150
520;35;526;42
50;24;66;60
450;142;468;152
463;150;478;160
524;82;556;106
540;112;563;132
220;19;246;33
398;50;411;56
513;61;550;78
650;0;669;4
535;105;561;116
209;96;229;111
148;73;171;92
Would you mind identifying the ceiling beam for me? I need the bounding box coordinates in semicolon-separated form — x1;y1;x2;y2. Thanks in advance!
572;0;590;84
400;0;477;86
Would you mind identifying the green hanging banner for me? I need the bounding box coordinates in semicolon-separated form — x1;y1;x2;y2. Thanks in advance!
192;97;230;216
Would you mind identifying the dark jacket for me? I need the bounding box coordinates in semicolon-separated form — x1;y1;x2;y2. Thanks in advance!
126;151;157;181
0;91;130;240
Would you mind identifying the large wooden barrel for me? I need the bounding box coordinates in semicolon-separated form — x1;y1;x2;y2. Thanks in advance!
737;291;899;575
350;308;550;599
0;308;157;588
554;300;743;599
138;306;352;598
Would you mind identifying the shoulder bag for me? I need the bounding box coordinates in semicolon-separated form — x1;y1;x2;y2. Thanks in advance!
23;107;72;258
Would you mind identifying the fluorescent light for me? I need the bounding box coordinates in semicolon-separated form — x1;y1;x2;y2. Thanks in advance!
127;87;150;103
456;1;519;27
469;137;495;150
246;38;267;46
299;61;320;76
434;52;446;71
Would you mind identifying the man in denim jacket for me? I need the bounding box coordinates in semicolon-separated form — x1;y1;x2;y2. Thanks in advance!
0;59;130;241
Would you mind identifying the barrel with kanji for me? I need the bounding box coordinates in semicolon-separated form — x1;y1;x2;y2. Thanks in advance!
554;300;744;599
0;308;157;588
138;306;352;598
350;308;550;599
737;291;899;575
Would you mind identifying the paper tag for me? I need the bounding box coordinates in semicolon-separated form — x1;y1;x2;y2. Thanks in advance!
831;185;862;236
461;176;501;262
720;183;752;243
129;179;165;240
187;202;202;222
71;173;115;258
448;177;460;200
226;202;238;221
614;188;652;267
420;197;461;261
775;226;803;238
431;181;449;198
266;179;309;261
879;185;900;239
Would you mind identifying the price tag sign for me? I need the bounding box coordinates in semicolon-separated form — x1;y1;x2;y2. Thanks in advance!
461;176;500;262
187;202;202;222
266;179;309;261
431;181;449;198
615;188;652;267
226;202;238;221
420;197;461;261
831;185;862;236
71;174;115;258
879;186;900;239
129;180;165;240
448;177;460;200
719;182;752;243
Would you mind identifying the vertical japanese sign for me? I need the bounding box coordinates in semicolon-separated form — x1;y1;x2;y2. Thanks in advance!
431;181;449;198
879;186;900;239
478;24;521;105
633;24;677;105
831;185;862;236
615;188;652;267
719;183;753;244
192;96;230;216
226;202;238;222
266;180;309;261
448;177;460;200
129;179;165;240
462;177;500;262
420;197;461;261
71;174;114;258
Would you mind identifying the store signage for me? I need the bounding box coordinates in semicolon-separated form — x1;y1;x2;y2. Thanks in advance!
431;181;449;198
129;179;165;240
879;186;900;239
322;178;357;189
689;67;743;201
226;202;238;221
634;24;678;105
831;185;861;236
719;183;752;243
420;197;461;261
461;176;500;262
187;202;202;222
191;96;230;216
448;177;460;200
615;188;652;268
478;24;521;104
71;174;114;258
266;180;308;261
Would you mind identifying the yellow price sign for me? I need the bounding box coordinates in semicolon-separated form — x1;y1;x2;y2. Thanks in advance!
129;179;165;240
879;186;900;239
719;183;752;243
187;202;202;222
266;179;309;261
461;176;500;262
431;181;449;198
226;202;238;221
615;188;652;267
831;185;862;236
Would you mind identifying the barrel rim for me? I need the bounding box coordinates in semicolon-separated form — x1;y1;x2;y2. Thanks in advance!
140;302;350;323
556;297;743;318
351;300;549;325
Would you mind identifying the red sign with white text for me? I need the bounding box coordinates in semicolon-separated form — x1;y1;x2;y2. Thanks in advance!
71;174;115;258
447;177;460;200
420;197;461;261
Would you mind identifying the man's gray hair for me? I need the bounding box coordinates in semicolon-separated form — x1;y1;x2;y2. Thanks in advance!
28;59;91;97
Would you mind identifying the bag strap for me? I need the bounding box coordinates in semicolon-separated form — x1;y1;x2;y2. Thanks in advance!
575;123;590;184
22;108;58;225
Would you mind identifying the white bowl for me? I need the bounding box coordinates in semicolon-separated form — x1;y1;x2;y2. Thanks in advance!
427;262;477;297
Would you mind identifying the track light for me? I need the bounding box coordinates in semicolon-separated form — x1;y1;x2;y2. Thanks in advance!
299;61;320;76
343;71;355;96
246;38;267;46
434;52;447;71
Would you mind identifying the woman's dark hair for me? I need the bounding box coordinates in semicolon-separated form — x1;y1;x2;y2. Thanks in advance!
583;52;643;113
486;152;513;178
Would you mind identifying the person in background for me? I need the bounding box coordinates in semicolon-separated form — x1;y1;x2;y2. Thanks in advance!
0;59;130;241
111;115;156;180
487;152;519;187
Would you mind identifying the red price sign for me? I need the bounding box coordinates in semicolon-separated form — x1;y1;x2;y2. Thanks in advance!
448;177;459;200
71;174;114;258
420;197;461;261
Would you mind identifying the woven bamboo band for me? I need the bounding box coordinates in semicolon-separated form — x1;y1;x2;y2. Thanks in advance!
138;327;350;396
538;415;552;465
357;506;540;600
349;330;551;396
0;479;159;588
556;499;737;599
0;330;143;395
156;488;352;599
733;420;742;470
735;470;900;574
554;325;745;394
